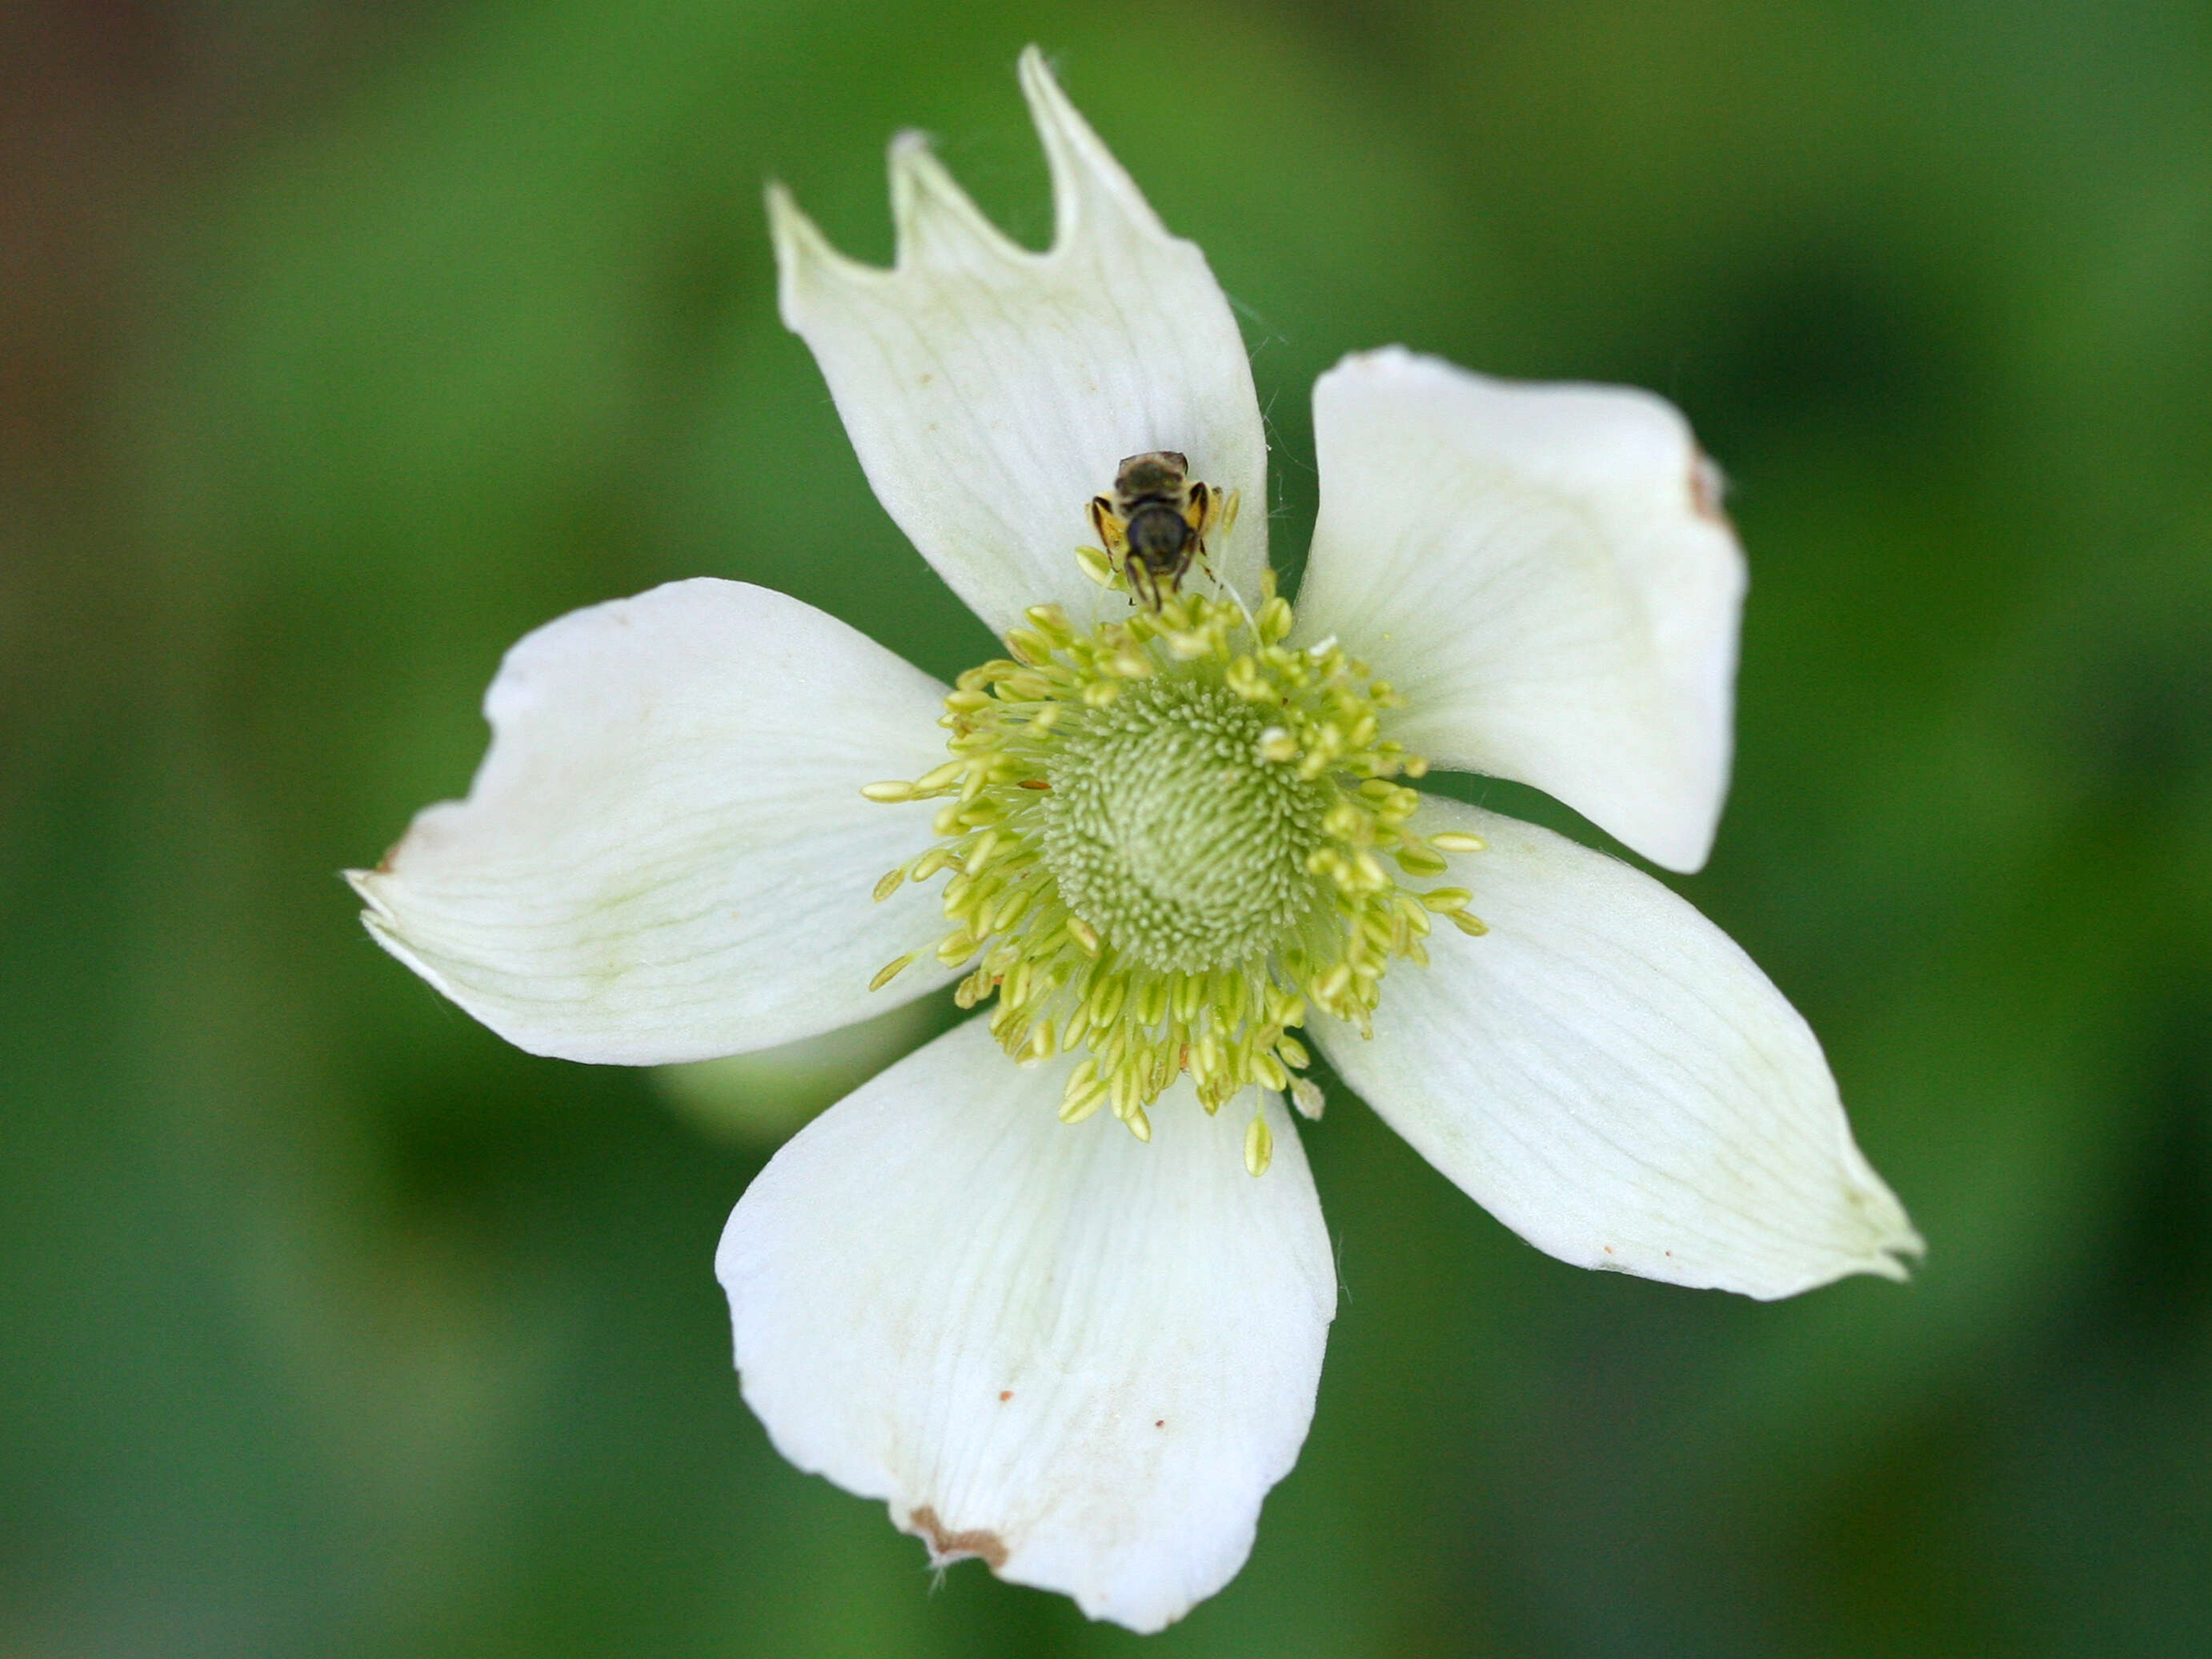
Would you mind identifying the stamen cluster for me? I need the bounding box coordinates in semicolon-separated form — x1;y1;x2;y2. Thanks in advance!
863;565;1485;1174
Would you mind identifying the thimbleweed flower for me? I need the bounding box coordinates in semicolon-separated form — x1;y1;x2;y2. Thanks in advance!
350;49;1921;1633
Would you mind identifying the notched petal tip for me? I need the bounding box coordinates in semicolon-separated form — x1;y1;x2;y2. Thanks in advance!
764;179;884;322
888;128;1028;270
1833;1139;1926;1287
344;861;403;928
1865;1247;1920;1285
1785;1214;1921;1297
1017;43;1167;247
351;888;467;1012
1853;1188;1928;1287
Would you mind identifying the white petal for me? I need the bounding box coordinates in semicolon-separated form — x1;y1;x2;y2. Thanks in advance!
350;579;956;1064
718;1019;1333;1633
771;47;1268;634
1314;802;1920;1299
1296;347;1745;872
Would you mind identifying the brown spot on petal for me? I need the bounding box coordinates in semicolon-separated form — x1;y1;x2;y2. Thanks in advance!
998;1390;1013;1402
908;1505;1008;1571
1688;450;1733;528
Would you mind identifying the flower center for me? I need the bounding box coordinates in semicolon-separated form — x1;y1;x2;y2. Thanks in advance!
861;559;1486;1172
1042;679;1326;975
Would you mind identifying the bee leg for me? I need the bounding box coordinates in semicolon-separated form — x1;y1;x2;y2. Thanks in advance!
1187;484;1233;590
1126;559;1162;611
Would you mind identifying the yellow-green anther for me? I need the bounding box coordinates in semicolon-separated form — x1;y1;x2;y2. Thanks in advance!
1223;973;1248;1027
1421;888;1473;913
1244;1112;1273;1176
1136;976;1168;1028
860;779;917;803
1172;974;1204;1024
992;887;1033;932
1060;1081;1109;1124
1025;604;1076;645
1449;911;1490;936
869;953;916;991
1429;831;1486;853
1090;976;1126;1029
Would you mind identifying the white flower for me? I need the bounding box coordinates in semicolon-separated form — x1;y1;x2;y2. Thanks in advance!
348;49;1921;1634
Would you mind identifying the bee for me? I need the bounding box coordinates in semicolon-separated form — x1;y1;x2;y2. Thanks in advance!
1087;451;1236;611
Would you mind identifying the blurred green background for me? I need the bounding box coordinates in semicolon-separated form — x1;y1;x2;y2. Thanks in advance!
4;1;2209;1654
